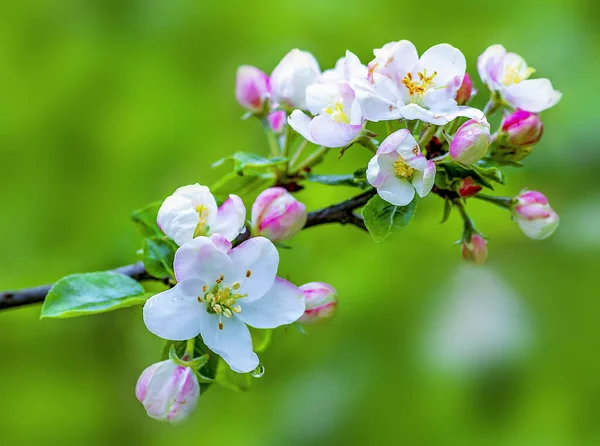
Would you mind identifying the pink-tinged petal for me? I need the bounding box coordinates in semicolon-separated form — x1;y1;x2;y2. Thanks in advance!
515;203;552;220
366;155;384;187
235;65;270;112
227;237;279;301
516;209;559;240
377;176;415;206
251;187;288;228
210;195;246;242
350;73;404;122
173;236;233;283
136;362;161;402
308;115;362;148
412;160;436;198
477;44;507;88
378;128;412;154
288;110;317;144
268;110;286;133
518;190;548;205
502;79;562;113
370;40;419;85
237;277;305;329
143;279;207;341
209;234;232;254
198;311;259;373
417;43;466;92
166;366;200;424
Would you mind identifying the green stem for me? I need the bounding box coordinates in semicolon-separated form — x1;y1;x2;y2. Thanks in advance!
290;146;330;174
282;123;293;158
418;124;437;148
453;199;476;232
184;338;195;359
289;139;309;169
264;122;280;157
483;97;502;117
385;121;395;136
357;136;378;154
474;193;514;210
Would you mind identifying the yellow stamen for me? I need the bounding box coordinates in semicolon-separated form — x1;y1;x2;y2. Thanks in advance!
324;102;350;124
193;204;210;238
402;70;438;98
394;157;415;178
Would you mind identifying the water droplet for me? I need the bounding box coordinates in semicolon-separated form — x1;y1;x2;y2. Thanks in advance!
251;364;265;378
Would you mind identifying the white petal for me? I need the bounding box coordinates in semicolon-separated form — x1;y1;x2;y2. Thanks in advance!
378;176;415;206
308;115;362;148
198;312;259;373
398;104;485;125
143;279;207;341
210;195;246;242
228;237;279;302
343;50;367;80
173;236;233;283
477;44;506;89
237;277;305;329
417;44;466;91
367;155;384;187
288;110;317;144
372;40;419;84
306;83;341;115
350;73;403;122
502;79;562;113
412;160;436;197
380;129;427;171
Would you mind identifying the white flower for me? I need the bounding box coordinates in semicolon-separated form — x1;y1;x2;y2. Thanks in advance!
350;40;484;125
366;129;436;206
270;49;321;110
157;184;246;246
477;44;561;113
288;51;366;148
143;235;305;373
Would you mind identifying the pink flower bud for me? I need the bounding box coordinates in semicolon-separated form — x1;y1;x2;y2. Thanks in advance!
268;110;286;134
251;187;307;242
513;190;559;240
455;73;474;105
458;177;482;198
450;119;491;165
501;110;544;147
461;234;488;265
298;282;338;324
136;360;200;424
235;65;270;112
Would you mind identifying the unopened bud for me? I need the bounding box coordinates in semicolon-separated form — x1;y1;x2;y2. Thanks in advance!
500;110;543;147
298;282;338;324
270;49;320;110
235;65;270;113
268;110;286;133
513;190;559;240
136;360;200;424
455;73;474;105
461;234;488;265
458;177;482;198
449;119;491;165
251;187;307;243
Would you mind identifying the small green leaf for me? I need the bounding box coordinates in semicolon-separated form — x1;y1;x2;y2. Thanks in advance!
41;272;146;319
307;173;369;189
161;337;220;393
250;327;273;353
214;359;253;392
214;152;287;174
132;202;163;238
362;195;417;243
142;237;176;280
212;171;276;200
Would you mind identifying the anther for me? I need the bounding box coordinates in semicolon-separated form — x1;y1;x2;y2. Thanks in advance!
218;322;224;330
213;304;222;313
233;305;242;313
202;285;208;293
232;282;241;290
223;308;233;318
246;270;252;278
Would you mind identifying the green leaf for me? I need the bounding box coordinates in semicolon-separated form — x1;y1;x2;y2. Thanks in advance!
307;173;369;189
214;359;253;391
142;237;176;280
41;272;146;319
362;196;417;243
132;202;163;238
439;162;505;190
211;171;276;200
250;327;273;353
161;337;220;393
213;152;287;174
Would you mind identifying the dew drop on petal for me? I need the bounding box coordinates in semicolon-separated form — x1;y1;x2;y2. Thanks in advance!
251;364;265;378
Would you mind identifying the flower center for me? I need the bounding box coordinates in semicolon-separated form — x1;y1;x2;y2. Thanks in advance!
402;70;437;99
501;63;535;86
197;270;252;329
193;204;210;238
324;102;350;124
394;157;415;178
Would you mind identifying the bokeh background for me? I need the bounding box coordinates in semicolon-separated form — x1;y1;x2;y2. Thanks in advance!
1;0;599;444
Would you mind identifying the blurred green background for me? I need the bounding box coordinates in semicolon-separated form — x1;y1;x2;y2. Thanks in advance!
1;0;599;444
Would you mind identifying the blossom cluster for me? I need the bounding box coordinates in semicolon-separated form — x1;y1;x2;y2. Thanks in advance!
132;40;561;422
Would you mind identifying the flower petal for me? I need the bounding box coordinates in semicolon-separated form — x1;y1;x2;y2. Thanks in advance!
477;44;507;89
236;277;305;329
210;195;246;242
350;73;403;122
173;236;233;283
378;176;415;206
227;237;279;301
143;279;207;341
198;312;259;373
412;160;436;197
398;103;485;125
308;115;362;148
288;110;317;144
417;43;466;92
502;79;562;113
381;129;427;171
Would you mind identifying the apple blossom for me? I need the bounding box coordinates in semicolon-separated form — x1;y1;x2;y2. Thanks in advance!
270;49;320;110
350;41;485;125
477;45;561;113
500;110;543;147
143;235;305;373
136;359;200;424
251;187;307;243
288;51;366;148
235;65;270;113
298;282;338;324
513;190;559;240
157;184;246;246
449;119;491;164
367;129;436;206
461;234;488;265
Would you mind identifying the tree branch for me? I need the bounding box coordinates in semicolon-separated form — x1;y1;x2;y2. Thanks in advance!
0;189;376;310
